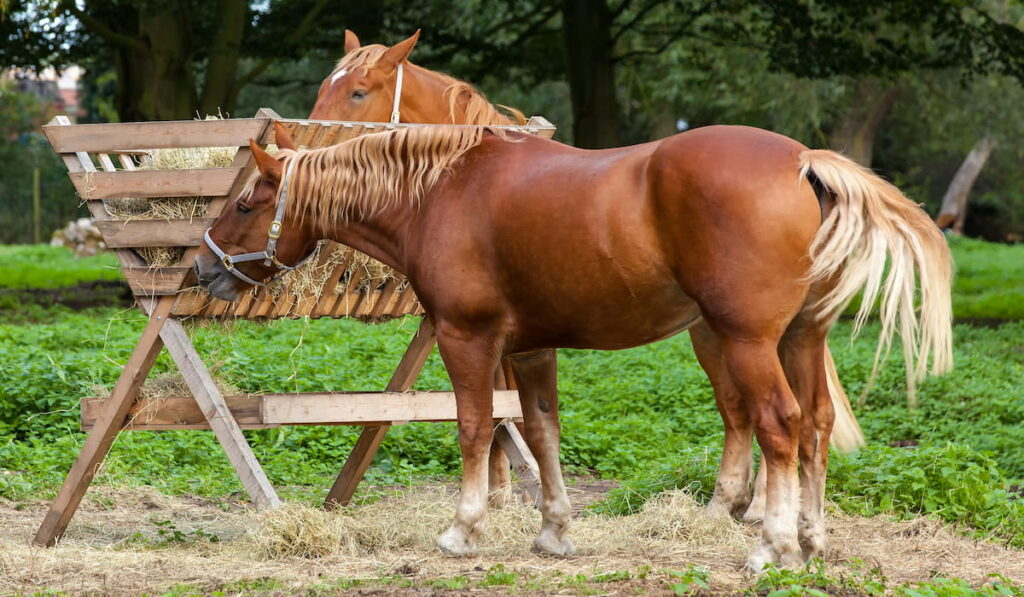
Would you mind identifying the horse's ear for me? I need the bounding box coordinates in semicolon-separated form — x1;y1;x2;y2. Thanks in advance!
379;29;420;71
344;29;361;54
249;138;282;183
273;121;297;151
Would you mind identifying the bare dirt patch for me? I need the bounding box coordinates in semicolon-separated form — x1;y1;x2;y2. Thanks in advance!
1;486;1022;596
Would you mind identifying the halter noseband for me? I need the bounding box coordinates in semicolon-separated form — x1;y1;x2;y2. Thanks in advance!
203;158;316;287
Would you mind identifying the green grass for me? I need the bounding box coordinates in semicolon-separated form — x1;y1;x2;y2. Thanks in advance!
0;245;121;289
947;236;1024;319
0;238;1022;552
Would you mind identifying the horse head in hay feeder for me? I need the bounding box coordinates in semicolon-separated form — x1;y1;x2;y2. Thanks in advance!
196;109;953;570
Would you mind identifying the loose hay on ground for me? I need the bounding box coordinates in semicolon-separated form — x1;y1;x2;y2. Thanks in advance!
4;486;1022;595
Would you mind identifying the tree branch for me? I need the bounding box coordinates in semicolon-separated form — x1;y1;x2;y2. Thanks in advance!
611;0;666;43
611;1;712;63
61;0;148;53
236;0;333;89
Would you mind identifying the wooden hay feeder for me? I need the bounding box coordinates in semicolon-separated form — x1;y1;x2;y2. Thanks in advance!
34;109;557;547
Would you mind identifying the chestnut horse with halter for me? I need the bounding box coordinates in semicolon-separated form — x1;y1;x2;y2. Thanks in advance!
306;30;867;522
196;107;952;568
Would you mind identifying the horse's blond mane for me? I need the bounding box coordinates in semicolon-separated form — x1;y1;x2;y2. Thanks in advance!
263;126;499;232
331;45;526;126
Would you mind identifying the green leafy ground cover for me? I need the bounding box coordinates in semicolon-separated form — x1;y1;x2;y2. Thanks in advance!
0;240;1022;555
0;245;120;289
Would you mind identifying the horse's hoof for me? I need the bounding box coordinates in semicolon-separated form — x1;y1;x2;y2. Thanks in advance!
437;530;477;557
743;501;766;523
532;532;576;557
745;541;802;574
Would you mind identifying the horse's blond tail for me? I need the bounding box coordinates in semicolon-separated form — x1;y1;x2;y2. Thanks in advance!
801;150;954;408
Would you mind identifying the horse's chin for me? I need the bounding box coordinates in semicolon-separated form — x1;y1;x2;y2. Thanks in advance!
204;274;243;302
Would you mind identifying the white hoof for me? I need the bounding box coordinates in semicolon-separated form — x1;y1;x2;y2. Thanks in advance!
437;528;477;557
743;499;766;523
532;531;576;556
745;540;803;573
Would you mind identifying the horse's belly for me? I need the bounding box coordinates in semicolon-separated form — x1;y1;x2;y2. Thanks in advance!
513;283;704;351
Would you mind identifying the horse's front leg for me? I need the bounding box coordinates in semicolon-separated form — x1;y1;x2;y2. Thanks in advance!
435;323;501;556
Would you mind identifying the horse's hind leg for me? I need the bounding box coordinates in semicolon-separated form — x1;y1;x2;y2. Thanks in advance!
434;323;502;556
779;317;835;560
692;322;755;518
508;349;575;556
714;330;804;571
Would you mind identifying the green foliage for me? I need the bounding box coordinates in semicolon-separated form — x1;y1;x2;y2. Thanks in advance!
666;565;711;596
947;237;1024;319
0;245;121;289
828;444;1024;547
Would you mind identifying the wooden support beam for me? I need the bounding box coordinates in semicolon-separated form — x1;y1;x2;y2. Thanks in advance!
324;318;437;509
160;319;281;509
33;296;175;546
494;421;542;506
81;390;523;430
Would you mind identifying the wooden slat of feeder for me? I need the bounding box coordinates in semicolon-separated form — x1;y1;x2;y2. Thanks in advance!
370;278;402;319
307;123;331;148
44;118;266;153
392;283;419;316
95;218;215;248
171;289;211;316
310;245;354;318
353;287;378;318
69;168;241;200
122;266;192;296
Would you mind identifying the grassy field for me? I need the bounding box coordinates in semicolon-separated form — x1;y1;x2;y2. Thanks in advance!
0;240;1022;595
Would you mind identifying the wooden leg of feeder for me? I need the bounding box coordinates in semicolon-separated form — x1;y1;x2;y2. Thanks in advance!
494;420;542;506
34;296;175;546
161;318;281;509
325;318;437;509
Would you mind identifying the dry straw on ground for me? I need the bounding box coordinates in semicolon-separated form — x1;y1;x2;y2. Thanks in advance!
2;486;1022;595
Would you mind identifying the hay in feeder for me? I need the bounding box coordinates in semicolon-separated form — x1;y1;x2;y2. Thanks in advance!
100;119;403;305
104;132;238;267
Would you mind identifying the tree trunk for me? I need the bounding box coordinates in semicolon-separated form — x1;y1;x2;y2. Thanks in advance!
561;0;621;149
200;0;248;117
935;136;998;234
830;77;901;166
108;3;197;121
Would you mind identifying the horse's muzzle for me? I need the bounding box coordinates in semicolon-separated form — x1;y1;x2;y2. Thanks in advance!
193;254;242;302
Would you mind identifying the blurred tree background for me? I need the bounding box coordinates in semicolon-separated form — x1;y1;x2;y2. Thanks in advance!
2;0;1024;242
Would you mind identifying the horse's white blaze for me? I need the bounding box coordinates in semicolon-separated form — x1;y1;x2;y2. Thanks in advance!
330;68;349;85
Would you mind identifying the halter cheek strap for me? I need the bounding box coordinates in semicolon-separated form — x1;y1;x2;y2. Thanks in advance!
203;158;317;287
391;63;404;124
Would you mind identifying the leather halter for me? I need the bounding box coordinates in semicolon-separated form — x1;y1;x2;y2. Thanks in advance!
391;63;404;124
203;158;316;287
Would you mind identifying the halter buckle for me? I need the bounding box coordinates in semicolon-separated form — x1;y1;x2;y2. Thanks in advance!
221;254;234;270
268;221;283;239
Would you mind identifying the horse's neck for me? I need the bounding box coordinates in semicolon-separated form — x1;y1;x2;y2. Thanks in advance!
328;207;413;274
402;65;459;124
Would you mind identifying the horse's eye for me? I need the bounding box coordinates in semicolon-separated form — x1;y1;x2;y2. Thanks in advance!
351;89;366;100
237;203;252;214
